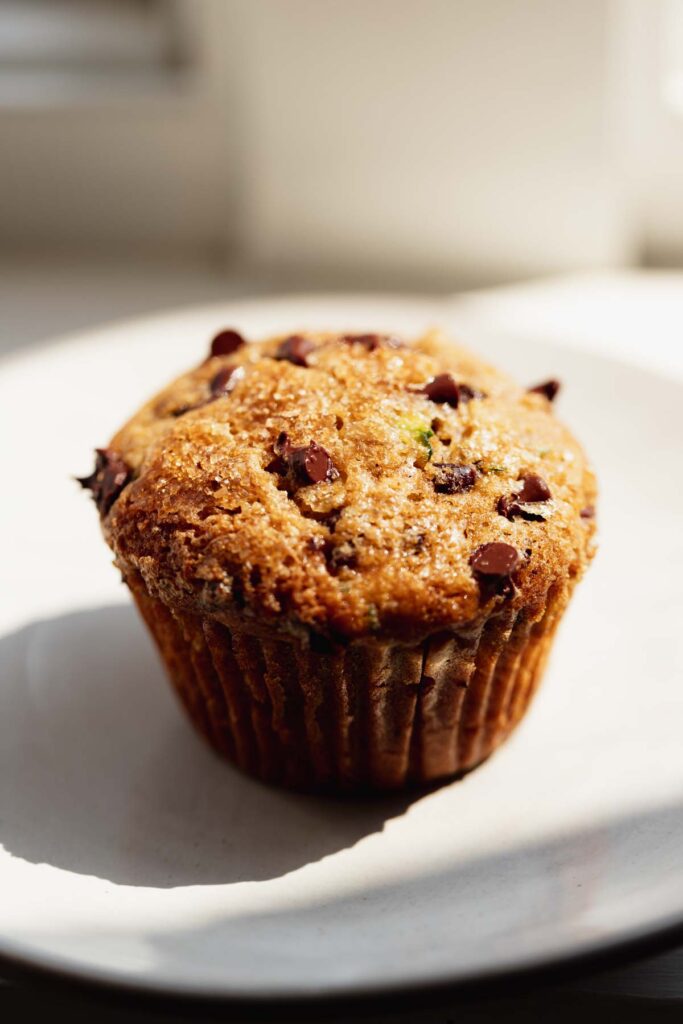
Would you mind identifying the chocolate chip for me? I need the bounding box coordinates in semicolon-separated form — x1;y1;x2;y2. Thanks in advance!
274;430;292;455
498;473;552;521
275;335;315;367
290;442;340;485
420;374;485;407
421;373;460;406
457;383;484;402
497;494;545;522
470;543;521;600
433;463;477;494
265;431;292;474
497;495;535;522
266;436;339;486
341;333;403;351
210;328;245;358
77;448;131;516
470;542;521;577
265;457;286;475
210;365;243;397
496;494;513;520
518;473;552;503
528;379;560;401
580;505;595;519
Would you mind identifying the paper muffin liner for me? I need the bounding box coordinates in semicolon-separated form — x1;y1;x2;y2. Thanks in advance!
127;572;572;793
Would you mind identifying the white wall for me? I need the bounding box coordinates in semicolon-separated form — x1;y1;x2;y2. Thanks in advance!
236;0;630;283
0;0;649;282
1;102;227;256
0;1;239;258
616;0;683;266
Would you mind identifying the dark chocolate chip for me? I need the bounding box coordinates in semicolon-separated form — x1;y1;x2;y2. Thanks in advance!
433;463;477;494
497;494;546;522
496;494;515;520
528;379;560;401
517;473;552;503
457;383;485;402
77;448;131;516
275;335;315;367
274;430;292;456
266;436;339;486
498;473;552;521
265;456;287;475
290;442;340;485
421;373;461;406
470;542;521;577
210;365;243;397
210;328;245;358
342;333;381;351
265;431;293;474
420;374;485;407
580;505;595;519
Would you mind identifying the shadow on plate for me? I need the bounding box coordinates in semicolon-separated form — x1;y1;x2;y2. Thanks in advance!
138;793;683;998
0;604;418;888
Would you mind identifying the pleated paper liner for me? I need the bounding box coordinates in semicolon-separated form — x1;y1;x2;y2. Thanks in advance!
128;571;572;794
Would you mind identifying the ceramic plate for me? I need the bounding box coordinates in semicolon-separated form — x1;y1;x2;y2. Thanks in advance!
1;296;682;1004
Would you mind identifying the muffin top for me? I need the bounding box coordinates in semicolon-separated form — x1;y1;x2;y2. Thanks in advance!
82;329;596;643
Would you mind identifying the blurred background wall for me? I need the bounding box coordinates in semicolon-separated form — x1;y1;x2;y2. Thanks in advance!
1;0;682;294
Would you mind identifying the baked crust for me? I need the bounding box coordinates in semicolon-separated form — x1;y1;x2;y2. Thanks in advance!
101;330;596;643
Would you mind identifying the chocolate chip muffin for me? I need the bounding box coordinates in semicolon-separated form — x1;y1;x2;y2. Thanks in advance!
79;328;596;793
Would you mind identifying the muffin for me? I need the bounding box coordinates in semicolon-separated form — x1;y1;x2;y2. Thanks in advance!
79;328;596;793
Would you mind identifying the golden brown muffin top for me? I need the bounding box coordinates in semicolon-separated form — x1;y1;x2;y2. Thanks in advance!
81;329;596;643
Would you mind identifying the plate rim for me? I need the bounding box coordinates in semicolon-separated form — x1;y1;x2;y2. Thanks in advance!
2;295;683;1005
1;915;683;1010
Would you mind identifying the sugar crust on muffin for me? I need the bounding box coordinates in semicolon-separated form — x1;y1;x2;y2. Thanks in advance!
92;329;596;645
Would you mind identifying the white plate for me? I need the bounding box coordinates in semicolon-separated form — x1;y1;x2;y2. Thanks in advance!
1;296;682;1004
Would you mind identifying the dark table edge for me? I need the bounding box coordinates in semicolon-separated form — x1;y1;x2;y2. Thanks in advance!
2;916;683;1019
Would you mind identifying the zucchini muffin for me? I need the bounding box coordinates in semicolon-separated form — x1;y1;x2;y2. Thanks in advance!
79;328;596;793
